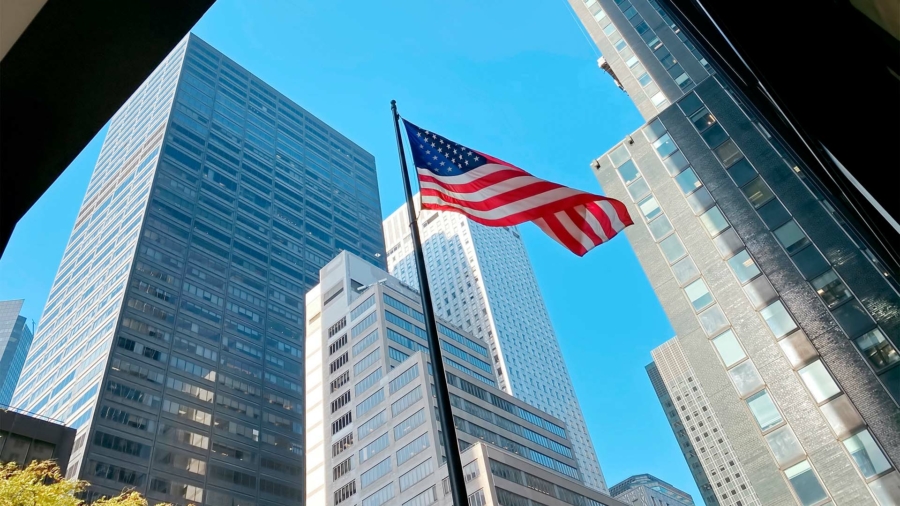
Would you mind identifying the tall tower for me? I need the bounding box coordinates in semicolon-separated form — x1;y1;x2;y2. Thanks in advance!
11;34;386;504
567;1;900;504
383;199;607;492
0;299;34;406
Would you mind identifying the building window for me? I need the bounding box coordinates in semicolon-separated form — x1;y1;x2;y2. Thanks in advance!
712;330;746;367
699;207;729;237
652;133;677;158
853;329;900;370
741;177;775;209
685;279;714;311
746;390;783;432
674;168;702;195
810;271;852;309
784;461;829;506
714;139;742;167
638;195;662;221
659;234;687;264
798;360;841;404
844;430;892;479
727;250;761;284
760;301;797;338
774;221;810;254
648;215;674;241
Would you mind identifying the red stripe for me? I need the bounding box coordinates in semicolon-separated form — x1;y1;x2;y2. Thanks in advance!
420;192;605;227
542;214;587;256
420;180;579;213
565;207;603;247
417;167;531;194
607;197;634;227
586;201;617;240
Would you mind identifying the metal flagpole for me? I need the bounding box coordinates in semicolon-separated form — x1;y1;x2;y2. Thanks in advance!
391;100;469;506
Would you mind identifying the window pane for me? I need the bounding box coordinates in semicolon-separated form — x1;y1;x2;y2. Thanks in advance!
616;159;640;184
761;301;797;338
699;207;729;237
844;430;892;478
627;178;650;201
730;360;764;397
701;124;729;147
609;145;631;168
785;461;828;506
638;73;652;86
699;305;729;336
659;235;686;264
672;257;700;286
712;330;745;367
678;93;703;115
685;279;713;311
774;221;810;255
614;39;627;51
727;250;761;284
798;360;841;403
690;109;716;132
811;271;852;309
727;158;757;187
650;91;667;107
652;134;677;158
747;390;783;432
674;168;702;194
648;215;674;241
638;195;662;221
766;426;805;468
685;188;714;215
742;177;774;208
643;119;666;142
854;328;900;370
662;151;689;175
714;139;742;167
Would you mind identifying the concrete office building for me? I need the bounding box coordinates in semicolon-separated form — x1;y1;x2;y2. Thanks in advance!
11;34;386;503
570;0;900;505
646;361;717;505
0;300;34;406
0;407;77;472
567;1;900;505
384;198;607;492
305;251;626;506
609;473;694;506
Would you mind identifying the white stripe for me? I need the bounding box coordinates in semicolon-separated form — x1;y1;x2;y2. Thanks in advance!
420;176;587;207
415;163;522;186
555;211;596;252
599;200;626;232
581;205;609;242
421;186;592;222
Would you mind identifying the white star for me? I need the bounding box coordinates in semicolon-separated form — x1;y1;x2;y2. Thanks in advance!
433;155;438;160
439;139;445;145
473;156;480;161
416;132;422;137
430;142;436;148
426;150;431;154
440;161;445;166
465;160;469;165
467;151;473;156
438;147;443;153
419;144;424;149
453;149;458;155
431;133;437;139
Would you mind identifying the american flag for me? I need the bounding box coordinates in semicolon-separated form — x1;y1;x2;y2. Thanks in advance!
403;119;633;256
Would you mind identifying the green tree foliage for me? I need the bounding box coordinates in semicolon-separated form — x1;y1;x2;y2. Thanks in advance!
0;461;177;506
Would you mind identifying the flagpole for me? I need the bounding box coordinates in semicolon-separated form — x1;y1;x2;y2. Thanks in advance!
391;100;469;506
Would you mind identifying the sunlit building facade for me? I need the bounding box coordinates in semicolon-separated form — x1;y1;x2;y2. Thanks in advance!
11;34;385;503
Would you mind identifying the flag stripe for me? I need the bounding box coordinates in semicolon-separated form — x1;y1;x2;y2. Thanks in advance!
405;119;632;256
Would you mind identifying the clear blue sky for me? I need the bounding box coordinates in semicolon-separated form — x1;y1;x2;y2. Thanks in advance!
0;0;690;499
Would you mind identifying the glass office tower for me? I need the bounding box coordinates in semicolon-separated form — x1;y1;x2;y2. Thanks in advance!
384;199;608;492
567;0;900;505
11;34;386;504
0;299;34;406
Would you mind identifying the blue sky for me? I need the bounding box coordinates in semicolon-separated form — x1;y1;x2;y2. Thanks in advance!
0;0;689;499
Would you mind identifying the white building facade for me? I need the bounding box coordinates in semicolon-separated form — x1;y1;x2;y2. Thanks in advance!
383;200;607;492
305;252;624;506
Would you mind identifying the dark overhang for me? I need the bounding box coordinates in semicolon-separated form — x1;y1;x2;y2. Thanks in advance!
0;0;216;255
659;0;900;274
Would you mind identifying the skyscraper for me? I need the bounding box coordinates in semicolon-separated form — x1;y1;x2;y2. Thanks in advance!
567;0;900;504
0;299;34;406
11;34;386;503
609;473;695;506
384;198;608;492
304;251;625;506
646;361;717;506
